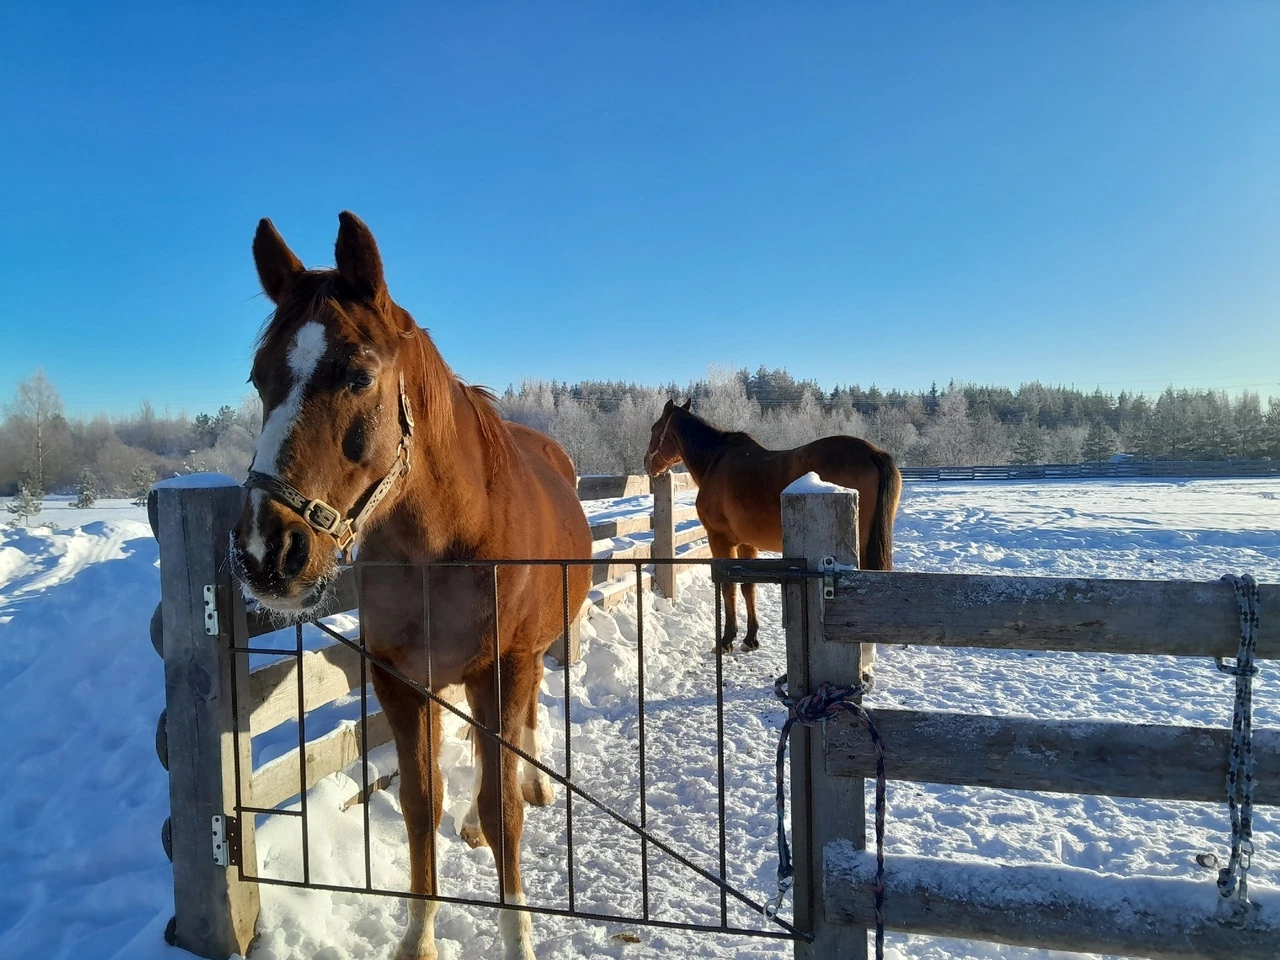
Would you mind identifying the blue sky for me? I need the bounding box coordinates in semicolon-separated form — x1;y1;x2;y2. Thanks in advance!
2;2;1277;417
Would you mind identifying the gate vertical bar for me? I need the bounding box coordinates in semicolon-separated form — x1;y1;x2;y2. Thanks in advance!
651;471;677;601
156;480;259;959
781;481;864;960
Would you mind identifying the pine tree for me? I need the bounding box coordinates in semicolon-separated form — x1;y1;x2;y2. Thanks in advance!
1082;419;1117;462
131;465;157;507
73;469;98;509
6;481;43;525
1011;420;1045;465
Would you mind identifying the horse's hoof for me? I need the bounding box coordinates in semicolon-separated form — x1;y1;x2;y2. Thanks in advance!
393;942;438;960
718;639;734;653
459;819;488;849
742;634;760;651
522;776;555;807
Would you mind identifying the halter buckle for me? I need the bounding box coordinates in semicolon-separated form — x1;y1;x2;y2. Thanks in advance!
304;498;343;535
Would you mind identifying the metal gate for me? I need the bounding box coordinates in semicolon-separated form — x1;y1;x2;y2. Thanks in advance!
222;556;814;945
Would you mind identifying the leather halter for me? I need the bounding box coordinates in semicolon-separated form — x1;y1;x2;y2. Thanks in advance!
244;374;416;565
645;408;679;474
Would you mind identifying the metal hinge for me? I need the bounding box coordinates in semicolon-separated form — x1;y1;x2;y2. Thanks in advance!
203;584;219;636
211;814;240;866
821;556;858;599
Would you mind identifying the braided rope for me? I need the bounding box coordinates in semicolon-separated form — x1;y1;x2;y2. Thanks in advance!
769;674;887;959
1215;574;1260;914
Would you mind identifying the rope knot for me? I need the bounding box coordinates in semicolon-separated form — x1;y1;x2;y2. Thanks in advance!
770;672;886;958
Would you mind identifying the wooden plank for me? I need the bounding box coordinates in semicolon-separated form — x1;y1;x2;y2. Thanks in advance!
157;482;259;959
548;615;582;667
588;542;713;611
651;472;677;601
586;507;697;542
588;514;651;540
825;708;1280;804
577;471;696;500
824;847;1279;960
781;481;866;960
248;642;365;737
251;710;394;811
826;571;1280;659
246;567;358;638
577;475;650;499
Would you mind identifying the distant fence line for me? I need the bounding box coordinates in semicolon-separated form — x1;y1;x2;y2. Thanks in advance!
898;459;1280;482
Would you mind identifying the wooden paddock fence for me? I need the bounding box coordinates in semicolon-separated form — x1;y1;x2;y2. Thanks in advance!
150;475;1277;960
788;489;1279;959
899;458;1280;482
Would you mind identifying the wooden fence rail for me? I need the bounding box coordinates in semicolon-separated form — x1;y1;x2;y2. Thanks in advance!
899;458;1280;482
781;482;1279;960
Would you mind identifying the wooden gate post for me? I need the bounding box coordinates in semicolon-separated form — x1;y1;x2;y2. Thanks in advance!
651;471;678;601
156;480;259;959
781;478;866;960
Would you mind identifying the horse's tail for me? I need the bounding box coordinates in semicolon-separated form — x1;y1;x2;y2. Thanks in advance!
863;444;902;571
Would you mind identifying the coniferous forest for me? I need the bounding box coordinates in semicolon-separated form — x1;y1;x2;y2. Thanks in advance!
3;366;1277;497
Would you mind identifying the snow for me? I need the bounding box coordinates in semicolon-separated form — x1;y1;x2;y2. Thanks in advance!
1;479;1278;960
782;472;849;496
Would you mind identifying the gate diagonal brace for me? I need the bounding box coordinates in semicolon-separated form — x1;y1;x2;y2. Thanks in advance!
291;617;806;938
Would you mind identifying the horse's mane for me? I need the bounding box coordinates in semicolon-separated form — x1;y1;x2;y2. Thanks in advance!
256;271;512;469
676;409;759;455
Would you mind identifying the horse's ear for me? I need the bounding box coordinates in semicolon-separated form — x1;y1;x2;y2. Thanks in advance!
253;218;304;304
681;398;692;411
334;211;386;301
663;398;674;413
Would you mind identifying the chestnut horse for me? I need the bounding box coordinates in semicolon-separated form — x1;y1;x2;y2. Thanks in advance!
230;212;591;960
644;399;901;651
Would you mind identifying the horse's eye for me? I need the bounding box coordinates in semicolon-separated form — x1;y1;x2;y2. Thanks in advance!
350;370;375;391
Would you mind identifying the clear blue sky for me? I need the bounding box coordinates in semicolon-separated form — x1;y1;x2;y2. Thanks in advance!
2;2;1277;417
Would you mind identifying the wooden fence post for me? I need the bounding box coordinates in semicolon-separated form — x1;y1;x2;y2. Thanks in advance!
549;614;582;667
651;471;677;601
781;480;865;960
156;480;259;959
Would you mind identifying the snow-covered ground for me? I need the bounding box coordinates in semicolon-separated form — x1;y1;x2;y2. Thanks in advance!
1;480;1278;960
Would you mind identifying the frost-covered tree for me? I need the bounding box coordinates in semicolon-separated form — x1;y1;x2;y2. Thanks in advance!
698;367;758;433
548;397;616;475
868;407;917;463
921;391;971;466
6;369;71;493
6;482;43;525
968;411;1011;465
131;465;157;507
73;469;98;508
1082;419;1117;462
1046;426;1085;464
1011;419;1046;465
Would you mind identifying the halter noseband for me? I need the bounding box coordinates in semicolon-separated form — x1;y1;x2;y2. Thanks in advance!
244;374;416;565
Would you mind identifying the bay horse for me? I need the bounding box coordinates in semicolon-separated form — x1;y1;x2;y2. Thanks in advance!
230;212;591;960
644;399;901;652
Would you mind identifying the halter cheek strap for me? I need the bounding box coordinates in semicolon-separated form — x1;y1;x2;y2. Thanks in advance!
646;410;678;473
244;374;416;565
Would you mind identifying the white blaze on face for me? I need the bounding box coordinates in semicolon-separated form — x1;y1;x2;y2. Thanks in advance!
245;322;327;562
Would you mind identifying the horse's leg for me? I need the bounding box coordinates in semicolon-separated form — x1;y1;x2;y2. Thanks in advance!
459;687;487;849
520;657;554;806
471;656;539;960
736;543;761;650
708;532;738;651
373;669;445;960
